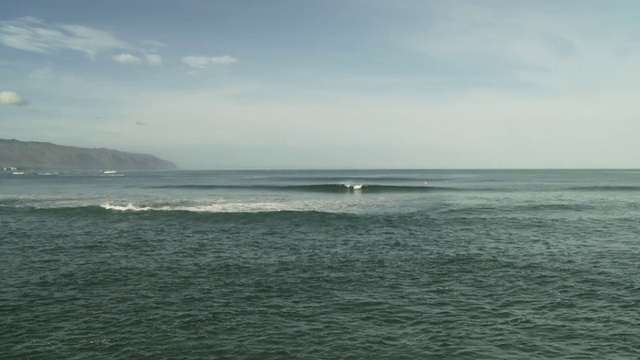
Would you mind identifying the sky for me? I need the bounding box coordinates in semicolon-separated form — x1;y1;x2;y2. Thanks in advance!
2;0;640;169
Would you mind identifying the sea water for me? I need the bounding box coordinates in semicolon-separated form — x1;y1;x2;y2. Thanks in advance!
1;169;639;358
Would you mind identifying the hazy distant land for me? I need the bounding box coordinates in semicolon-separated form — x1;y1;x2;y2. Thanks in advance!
0;139;177;170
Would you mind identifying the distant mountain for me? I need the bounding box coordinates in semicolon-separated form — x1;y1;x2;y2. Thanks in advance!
0;139;177;170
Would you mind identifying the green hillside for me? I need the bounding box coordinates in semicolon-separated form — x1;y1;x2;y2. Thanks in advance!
0;139;177;170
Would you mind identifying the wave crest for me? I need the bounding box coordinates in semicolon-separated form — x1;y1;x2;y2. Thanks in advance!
100;202;307;213
102;203;152;212
154;183;441;193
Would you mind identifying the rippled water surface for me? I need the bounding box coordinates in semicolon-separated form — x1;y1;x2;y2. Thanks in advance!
1;170;640;358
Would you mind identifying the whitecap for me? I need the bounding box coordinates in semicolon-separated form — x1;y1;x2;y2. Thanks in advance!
101;203;151;211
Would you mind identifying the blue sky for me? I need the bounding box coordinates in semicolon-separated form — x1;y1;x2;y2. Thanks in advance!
2;0;640;168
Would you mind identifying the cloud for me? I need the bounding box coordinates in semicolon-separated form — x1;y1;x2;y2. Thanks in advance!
145;54;162;65
182;55;238;68
0;17;130;58
405;6;579;69
135;120;147;126
112;53;142;64
0;91;28;106
403;3;640;93
139;39;167;51
112;53;162;65
210;55;238;65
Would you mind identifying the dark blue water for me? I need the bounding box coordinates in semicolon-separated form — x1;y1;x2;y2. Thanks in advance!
1;169;639;358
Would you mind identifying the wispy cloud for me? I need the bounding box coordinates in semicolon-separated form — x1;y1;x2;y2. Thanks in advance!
145;54;162;65
138;39;167;51
0;91;28;106
182;55;238;68
0;17;130;58
112;53;142;64
406;6;579;69
405;4;640;91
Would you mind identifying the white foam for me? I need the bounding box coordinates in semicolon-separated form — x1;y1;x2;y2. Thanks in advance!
343;183;364;190
99;194;401;214
101;201;298;213
102;203;152;211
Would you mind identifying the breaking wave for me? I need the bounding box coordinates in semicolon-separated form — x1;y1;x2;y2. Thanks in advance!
154;183;450;193
100;202;305;213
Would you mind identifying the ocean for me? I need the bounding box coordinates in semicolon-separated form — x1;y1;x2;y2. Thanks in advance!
1;169;639;359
